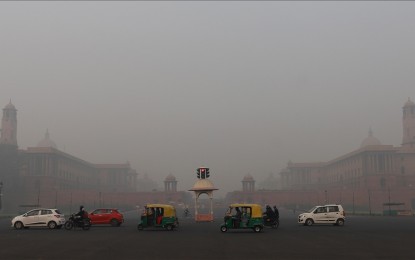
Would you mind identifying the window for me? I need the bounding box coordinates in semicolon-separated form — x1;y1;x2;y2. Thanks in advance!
41;210;52;215
314;207;327;214
27;210;40;216
328;206;339;212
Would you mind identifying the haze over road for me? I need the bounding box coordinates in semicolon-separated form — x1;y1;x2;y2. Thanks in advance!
1;210;415;259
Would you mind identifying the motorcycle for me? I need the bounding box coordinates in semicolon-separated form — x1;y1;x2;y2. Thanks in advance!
64;214;91;231
263;214;279;229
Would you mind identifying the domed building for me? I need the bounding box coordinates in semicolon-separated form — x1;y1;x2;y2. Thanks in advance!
37;129;57;149
360;128;381;148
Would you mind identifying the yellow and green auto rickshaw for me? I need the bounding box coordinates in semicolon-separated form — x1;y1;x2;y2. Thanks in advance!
220;203;264;233
137;204;179;231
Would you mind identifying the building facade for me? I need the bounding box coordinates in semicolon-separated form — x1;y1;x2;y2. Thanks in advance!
227;99;415;214
0;101;191;213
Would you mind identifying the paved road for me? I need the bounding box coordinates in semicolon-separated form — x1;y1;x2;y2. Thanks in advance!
1;210;415;259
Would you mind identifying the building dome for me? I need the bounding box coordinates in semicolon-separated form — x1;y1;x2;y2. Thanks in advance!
189;179;218;191
242;174;255;182
403;98;415;107
37;129;57;149
164;173;177;182
360;128;381;148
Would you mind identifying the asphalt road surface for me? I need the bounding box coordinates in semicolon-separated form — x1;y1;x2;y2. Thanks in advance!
1;209;415;260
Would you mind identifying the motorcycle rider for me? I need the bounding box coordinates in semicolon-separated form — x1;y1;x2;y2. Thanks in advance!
273;205;279;220
264;205;276;223
75;205;87;224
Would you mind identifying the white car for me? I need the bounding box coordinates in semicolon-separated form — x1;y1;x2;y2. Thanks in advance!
298;204;345;226
11;208;66;229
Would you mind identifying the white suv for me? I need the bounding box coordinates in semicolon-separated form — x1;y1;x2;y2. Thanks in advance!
298;204;345;226
12;208;66;229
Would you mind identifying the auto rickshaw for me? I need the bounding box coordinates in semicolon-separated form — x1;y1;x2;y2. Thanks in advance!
137;204;179;231
220;203;264;233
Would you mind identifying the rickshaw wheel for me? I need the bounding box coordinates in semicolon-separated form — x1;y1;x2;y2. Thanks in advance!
137;224;144;231
166;225;173;231
220;226;228;233
253;226;262;233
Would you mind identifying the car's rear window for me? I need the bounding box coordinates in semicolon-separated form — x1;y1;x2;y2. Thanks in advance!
41;209;53;215
328;206;339;212
55;209;62;214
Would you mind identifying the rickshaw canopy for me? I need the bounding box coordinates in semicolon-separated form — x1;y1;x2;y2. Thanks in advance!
229;203;263;218
145;204;176;217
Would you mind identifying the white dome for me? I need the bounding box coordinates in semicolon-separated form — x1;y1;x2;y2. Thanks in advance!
189;179;217;191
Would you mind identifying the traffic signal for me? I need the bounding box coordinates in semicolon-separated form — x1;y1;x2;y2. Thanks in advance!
197;167;210;179
200;168;206;179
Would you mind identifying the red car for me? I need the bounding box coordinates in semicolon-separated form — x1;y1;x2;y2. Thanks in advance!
88;209;124;227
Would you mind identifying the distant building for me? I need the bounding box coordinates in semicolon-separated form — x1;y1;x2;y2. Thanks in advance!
280;99;415;192
0;101;191;213
228;99;415;213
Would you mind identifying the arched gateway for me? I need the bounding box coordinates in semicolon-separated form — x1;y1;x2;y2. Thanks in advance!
189;167;218;222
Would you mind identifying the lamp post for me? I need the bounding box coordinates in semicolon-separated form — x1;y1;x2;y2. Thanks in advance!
388;187;391;216
54;186;58;208
352;191;355;215
368;189;372;216
324;190;328;204
0;181;3;210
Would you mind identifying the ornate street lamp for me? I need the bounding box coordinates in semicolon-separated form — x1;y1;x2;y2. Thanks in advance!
0;181;3;210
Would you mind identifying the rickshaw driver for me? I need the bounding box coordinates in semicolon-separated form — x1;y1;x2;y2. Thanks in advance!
232;207;242;228
146;207;155;226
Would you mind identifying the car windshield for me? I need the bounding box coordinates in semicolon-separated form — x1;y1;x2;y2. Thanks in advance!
55;209;62;214
308;206;318;213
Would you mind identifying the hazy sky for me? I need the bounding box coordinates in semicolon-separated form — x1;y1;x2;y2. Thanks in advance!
1;2;414;195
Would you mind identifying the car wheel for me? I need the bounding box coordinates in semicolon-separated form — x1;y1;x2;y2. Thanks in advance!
48;221;57;229
166;224;173;231
220;225;227;233
336;219;345;226
110;219;119;227
305;219;314;226
253;225;262;233
14;221;24;230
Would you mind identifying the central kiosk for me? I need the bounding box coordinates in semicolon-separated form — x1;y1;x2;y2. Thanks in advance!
189;167;218;222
